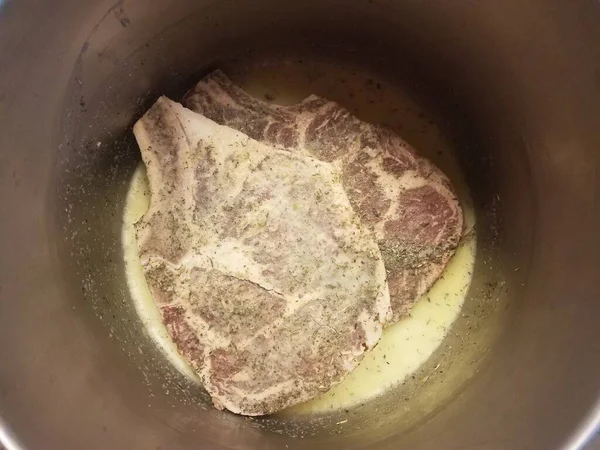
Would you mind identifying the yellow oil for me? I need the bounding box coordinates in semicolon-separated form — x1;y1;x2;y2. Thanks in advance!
122;59;476;415
122;167;201;383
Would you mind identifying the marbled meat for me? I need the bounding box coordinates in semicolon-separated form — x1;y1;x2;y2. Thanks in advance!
185;70;464;323
133;97;390;415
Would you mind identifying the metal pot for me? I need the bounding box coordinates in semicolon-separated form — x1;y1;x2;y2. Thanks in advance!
1;1;599;449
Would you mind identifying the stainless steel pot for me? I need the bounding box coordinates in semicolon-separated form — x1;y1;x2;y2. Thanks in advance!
1;1;599;449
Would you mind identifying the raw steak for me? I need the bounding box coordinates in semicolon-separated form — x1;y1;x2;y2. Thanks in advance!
185;70;464;323
133;97;390;415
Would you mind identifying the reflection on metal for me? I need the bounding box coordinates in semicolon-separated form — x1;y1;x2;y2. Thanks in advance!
0;416;24;450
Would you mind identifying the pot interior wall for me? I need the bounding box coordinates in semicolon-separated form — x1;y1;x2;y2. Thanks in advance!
1;1;599;450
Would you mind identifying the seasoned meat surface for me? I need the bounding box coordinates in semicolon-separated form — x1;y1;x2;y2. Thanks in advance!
133;97;390;415
185;71;464;323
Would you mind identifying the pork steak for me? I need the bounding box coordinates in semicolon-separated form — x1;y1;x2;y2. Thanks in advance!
133;97;390;415
184;70;464;323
